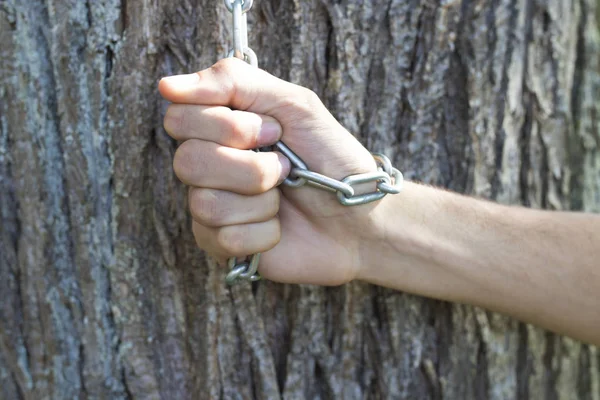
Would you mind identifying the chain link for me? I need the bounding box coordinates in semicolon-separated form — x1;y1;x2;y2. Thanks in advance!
226;254;261;285
222;0;404;285
224;0;257;66
223;0;262;285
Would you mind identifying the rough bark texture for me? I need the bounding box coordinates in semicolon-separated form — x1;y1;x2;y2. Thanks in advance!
1;0;599;399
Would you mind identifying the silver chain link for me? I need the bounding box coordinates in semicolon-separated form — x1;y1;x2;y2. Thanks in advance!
223;0;261;284
222;0;404;285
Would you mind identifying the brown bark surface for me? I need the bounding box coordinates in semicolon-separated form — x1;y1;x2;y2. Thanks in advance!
1;1;599;399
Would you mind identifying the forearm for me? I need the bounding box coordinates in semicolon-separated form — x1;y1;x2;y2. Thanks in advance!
360;182;600;345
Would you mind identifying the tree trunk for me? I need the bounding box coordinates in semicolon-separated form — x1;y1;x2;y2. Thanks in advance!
1;0;599;399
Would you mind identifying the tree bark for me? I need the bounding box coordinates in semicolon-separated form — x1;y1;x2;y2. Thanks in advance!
1;0;599;399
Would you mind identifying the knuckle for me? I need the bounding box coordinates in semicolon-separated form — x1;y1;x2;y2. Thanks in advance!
192;222;224;259
281;87;323;122
217;226;246;256
303;87;321;104
267;219;281;247
173;143;192;181
249;157;273;192
292;87;321;111
163;107;175;134
210;59;237;85
164;105;184;137
265;189;280;217
173;140;202;183
230;111;261;148
212;58;234;72
189;188;221;226
224;113;247;143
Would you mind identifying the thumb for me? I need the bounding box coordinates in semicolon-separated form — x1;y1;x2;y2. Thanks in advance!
159;58;314;123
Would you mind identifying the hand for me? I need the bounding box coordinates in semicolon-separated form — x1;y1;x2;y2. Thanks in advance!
159;58;385;285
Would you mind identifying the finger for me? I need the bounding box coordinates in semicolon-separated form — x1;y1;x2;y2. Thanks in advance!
158;58;318;122
164;104;282;149
192;218;281;258
173;139;290;195
188;187;280;227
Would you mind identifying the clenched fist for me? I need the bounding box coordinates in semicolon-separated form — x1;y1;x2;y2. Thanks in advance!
159;58;385;285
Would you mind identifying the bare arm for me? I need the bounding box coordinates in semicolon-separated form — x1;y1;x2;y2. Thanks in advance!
360;182;600;345
159;59;600;347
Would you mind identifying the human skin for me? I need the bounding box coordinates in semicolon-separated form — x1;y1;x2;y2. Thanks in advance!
158;58;600;346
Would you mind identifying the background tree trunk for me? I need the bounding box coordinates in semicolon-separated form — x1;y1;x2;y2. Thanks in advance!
1;0;599;399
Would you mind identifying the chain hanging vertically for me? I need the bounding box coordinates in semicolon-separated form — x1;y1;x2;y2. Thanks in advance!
224;0;257;67
221;0;404;285
224;0;262;285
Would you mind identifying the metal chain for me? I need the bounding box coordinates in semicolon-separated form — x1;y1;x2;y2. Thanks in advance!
223;0;261;285
222;0;404;285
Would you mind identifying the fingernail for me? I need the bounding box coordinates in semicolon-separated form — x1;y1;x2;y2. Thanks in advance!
258;119;282;147
277;152;291;185
160;73;199;87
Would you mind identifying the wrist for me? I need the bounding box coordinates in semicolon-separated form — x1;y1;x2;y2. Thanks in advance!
356;182;430;283
355;182;470;300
